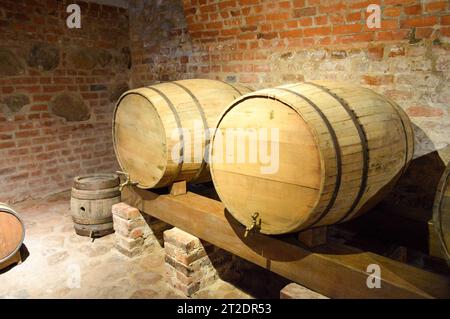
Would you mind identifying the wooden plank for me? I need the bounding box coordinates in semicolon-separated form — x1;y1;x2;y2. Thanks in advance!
122;187;450;299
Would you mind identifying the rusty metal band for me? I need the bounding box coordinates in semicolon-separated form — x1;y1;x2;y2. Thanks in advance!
145;86;184;185
72;216;113;225
170;81;210;182
276;87;342;228
217;80;244;95
71;187;121;200
305;82;369;224
73;174;120;190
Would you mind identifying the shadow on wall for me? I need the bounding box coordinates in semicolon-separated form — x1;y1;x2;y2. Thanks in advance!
335;125;448;269
382;124;447;219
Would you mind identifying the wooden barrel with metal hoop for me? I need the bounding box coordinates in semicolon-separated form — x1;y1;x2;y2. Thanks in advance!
210;81;414;235
0;203;25;269
112;79;252;189
433;162;450;265
70;174;120;237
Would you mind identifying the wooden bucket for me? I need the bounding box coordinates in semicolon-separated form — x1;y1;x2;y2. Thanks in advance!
210;81;414;235
112;79;251;189
433;162;450;265
70;174;121;237
0;203;25;268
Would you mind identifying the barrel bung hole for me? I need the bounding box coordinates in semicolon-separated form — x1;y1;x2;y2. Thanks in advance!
80;207;86;212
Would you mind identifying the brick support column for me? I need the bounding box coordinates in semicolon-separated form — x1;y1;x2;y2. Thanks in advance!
112;202;170;257
163;227;232;297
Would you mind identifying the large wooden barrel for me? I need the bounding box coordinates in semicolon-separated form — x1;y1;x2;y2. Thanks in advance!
210;81;414;235
70;174;120;237
112;79;251;189
0;203;25;266
433;162;450;264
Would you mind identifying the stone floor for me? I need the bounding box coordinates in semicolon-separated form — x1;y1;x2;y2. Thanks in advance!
0;192;289;299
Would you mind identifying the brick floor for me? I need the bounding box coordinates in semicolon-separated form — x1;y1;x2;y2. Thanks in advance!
0;192;251;299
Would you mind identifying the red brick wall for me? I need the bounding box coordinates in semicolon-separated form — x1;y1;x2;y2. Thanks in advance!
0;0;130;203
182;0;449;85
127;0;449;213
129;0;449;162
2;0;448;205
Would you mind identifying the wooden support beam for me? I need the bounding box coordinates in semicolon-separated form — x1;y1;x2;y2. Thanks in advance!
298;227;327;248
385;246;408;263
122;187;450;299
170;180;187;196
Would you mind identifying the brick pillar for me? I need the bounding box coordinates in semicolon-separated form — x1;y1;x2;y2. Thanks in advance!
280;283;328;299
112;202;170;257
163;228;231;297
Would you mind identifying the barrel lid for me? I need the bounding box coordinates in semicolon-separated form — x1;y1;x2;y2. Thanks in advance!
73;174;120;190
0;204;25;264
433;162;450;264
211;96;322;235
113;92;167;189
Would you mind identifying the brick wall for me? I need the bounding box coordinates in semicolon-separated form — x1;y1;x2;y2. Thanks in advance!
1;0;448;206
129;0;450;165
0;0;130;203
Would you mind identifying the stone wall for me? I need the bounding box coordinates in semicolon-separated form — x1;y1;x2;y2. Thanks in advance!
129;0;195;86
0;0;130;203
129;0;449;163
127;0;449;213
1;0;449;208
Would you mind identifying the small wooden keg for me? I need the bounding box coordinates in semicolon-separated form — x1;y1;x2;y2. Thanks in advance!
433;162;450;265
0;203;25;269
70;174;120;237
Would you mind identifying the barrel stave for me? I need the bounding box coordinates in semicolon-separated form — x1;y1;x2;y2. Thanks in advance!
433;163;450;264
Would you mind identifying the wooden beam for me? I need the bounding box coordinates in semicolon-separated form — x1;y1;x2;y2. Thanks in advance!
122;187;450;299
298;227;327;248
169;180;187;196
